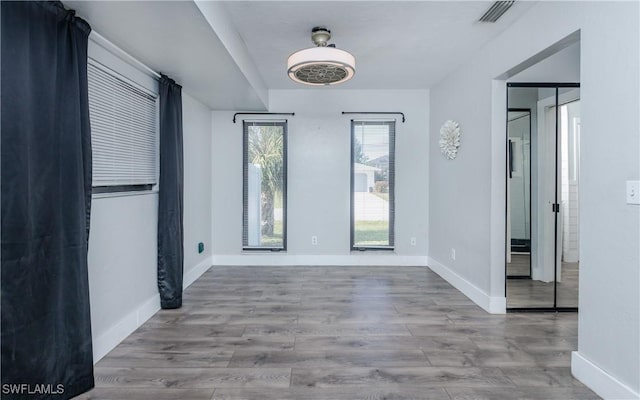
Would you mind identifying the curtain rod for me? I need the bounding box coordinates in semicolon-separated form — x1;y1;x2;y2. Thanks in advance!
342;111;405;123
233;112;295;123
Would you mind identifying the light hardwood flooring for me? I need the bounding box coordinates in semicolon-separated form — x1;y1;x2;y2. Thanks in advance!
507;254;580;308
75;266;598;400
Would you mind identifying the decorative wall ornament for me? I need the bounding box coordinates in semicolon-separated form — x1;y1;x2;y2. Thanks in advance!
439;120;461;160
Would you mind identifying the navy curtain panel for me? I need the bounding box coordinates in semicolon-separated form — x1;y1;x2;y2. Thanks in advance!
1;1;94;399
157;75;184;309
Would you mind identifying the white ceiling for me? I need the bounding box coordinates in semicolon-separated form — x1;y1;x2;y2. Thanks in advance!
65;0;266;110
64;1;537;109
222;1;536;90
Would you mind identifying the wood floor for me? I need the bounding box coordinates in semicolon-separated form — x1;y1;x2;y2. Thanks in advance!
75;266;599;400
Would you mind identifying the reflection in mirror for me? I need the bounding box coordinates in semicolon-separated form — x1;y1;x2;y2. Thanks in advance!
557;95;580;308
507;110;531;280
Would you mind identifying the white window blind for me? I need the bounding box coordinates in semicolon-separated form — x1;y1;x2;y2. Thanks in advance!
88;61;158;188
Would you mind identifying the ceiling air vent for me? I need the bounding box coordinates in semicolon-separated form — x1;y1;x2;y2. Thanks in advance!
478;1;515;23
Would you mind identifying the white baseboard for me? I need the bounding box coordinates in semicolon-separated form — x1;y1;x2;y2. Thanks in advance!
427;257;506;314
92;256;212;363
92;293;160;362
488;295;507;313
183;256;213;288
571;351;639;400
212;254;428;267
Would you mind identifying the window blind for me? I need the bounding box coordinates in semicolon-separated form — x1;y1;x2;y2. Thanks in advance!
88;61;158;188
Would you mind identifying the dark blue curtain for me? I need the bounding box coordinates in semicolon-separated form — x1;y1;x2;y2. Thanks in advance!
1;1;94;399
157;74;184;309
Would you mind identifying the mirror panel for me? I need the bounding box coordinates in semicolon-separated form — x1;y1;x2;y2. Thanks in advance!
506;86;556;309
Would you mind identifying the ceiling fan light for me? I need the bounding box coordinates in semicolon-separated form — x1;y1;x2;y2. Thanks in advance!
287;39;355;85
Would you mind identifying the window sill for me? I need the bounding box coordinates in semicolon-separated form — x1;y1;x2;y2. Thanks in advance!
351;247;396;252
242;248;287;253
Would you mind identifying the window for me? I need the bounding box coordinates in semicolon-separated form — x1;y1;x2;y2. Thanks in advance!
243;121;287;250
351;120;395;250
88;60;158;193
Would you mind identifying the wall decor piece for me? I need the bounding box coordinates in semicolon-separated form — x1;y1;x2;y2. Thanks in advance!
439;120;461;160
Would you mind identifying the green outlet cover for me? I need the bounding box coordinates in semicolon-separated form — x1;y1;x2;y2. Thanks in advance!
198;242;204;254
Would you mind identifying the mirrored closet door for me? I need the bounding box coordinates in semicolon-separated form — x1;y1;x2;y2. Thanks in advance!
506;83;580;311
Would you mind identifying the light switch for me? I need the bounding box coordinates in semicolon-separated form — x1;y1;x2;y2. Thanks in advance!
627;181;640;205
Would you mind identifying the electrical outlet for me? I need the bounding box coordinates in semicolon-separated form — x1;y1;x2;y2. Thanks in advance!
311;236;318;245
451;248;456;260
410;237;417;246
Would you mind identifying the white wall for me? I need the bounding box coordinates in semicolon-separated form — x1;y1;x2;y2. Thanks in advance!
574;3;639;398
88;193;159;360
183;92;213;276
88;90;213;362
428;2;639;398
510;41;580;82
212;89;429;265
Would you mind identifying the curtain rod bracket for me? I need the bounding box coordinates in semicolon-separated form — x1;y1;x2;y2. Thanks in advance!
233;112;295;123
342;111;405;123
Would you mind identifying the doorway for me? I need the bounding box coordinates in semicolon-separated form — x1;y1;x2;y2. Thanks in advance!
505;83;580;311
